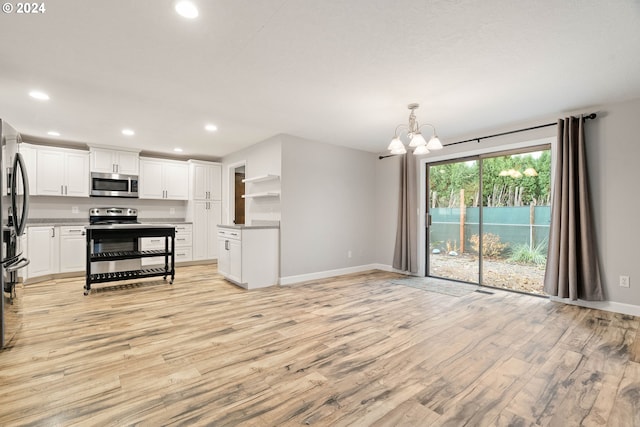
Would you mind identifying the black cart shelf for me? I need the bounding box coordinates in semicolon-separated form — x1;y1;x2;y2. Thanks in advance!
85;225;176;295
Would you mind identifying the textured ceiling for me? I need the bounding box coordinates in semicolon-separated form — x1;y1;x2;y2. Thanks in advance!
1;0;639;158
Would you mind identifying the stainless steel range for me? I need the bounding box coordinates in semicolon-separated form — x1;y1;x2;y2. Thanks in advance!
89;208;141;274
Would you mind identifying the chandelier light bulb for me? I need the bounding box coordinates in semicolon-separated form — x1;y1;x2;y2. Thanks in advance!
387;137;404;151
390;146;407;155
426;135;443;150
409;132;427;147
413;145;430;155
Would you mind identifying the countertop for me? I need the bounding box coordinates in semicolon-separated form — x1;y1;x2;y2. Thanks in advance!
27;219;192;227
217;224;280;230
86;223;175;230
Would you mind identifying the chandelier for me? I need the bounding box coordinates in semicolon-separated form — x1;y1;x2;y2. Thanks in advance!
387;103;443;155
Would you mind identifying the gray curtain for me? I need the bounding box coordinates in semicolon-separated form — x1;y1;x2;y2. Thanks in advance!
393;153;418;273
543;115;603;301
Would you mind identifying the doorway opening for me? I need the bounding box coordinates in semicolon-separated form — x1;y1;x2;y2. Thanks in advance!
426;145;551;295
228;162;246;225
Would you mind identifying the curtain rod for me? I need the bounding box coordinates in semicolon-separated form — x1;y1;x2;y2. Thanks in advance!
378;112;597;160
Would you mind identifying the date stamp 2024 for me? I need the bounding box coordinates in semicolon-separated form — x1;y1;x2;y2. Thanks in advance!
2;2;46;14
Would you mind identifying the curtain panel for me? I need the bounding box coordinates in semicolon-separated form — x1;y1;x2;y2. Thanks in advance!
393;154;418;273
543;115;603;301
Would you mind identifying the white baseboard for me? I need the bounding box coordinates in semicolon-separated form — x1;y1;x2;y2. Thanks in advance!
550;297;640;317
279;264;419;285
280;264;396;285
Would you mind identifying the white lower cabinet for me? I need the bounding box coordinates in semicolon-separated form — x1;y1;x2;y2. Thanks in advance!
26;226;59;279
217;231;241;283
217;226;279;289
141;224;193;266
59;226;87;273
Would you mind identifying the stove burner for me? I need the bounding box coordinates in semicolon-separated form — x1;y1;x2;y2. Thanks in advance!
89;207;139;225
90;220;141;225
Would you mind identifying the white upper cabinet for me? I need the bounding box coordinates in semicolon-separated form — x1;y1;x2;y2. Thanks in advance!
139;157;189;200
90;147;139;175
36;147;89;197
189;161;221;200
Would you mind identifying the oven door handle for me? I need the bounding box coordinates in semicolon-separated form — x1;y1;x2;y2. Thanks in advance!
5;257;29;272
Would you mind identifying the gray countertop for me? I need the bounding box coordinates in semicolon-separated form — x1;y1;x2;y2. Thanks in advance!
27;218;191;227
87;223;175;230
217;224;280;230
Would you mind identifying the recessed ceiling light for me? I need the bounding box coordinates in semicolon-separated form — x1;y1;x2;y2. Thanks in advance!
205;124;217;132
175;1;198;19
29;90;49;101
122;129;135;136
47;131;60;137
174;148;183;152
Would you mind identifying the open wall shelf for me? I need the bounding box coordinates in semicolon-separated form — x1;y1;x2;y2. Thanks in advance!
242;191;280;199
242;174;280;184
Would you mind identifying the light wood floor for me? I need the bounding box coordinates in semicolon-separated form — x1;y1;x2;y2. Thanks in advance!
1;265;639;426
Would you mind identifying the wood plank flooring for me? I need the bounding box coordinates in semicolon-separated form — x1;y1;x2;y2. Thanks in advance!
1;265;639;426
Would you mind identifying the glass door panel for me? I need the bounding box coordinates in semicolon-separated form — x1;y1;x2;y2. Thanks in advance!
427;159;479;284
479;149;551;294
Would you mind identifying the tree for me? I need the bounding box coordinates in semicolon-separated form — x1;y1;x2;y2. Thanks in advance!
428;150;551;207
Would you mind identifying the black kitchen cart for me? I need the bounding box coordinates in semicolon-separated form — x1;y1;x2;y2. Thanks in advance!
85;224;175;295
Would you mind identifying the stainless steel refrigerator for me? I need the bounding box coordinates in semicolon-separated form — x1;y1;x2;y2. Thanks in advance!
1;119;30;349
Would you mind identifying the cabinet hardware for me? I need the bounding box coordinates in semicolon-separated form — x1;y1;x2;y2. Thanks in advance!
61;185;64;195
65;185;68;195
51;227;55;238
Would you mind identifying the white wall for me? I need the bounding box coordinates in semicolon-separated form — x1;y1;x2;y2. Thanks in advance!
221;135;282;225
280;135;377;280
374;96;640;312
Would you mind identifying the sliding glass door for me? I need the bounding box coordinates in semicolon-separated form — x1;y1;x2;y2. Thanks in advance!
426;146;551;295
427;158;480;284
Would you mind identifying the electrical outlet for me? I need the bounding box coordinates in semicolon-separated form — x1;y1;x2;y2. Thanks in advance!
619;275;630;288
72;206;78;214
347;250;352;258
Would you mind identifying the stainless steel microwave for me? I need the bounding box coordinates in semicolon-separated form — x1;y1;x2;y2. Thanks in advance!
90;172;138;198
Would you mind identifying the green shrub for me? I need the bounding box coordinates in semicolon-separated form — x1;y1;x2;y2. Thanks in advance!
508;242;547;265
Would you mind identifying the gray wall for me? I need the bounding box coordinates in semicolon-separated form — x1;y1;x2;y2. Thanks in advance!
374;154;401;266
586;97;640;306
280;135;377;279
221;135;282;225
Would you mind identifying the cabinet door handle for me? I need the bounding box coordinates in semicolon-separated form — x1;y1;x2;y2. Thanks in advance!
61;185;64;195
51;227;55;238
65;185;68;195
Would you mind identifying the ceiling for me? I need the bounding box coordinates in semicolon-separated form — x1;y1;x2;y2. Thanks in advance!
2;0;640;159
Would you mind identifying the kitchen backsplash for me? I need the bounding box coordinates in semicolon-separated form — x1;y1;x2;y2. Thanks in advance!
28;196;187;220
